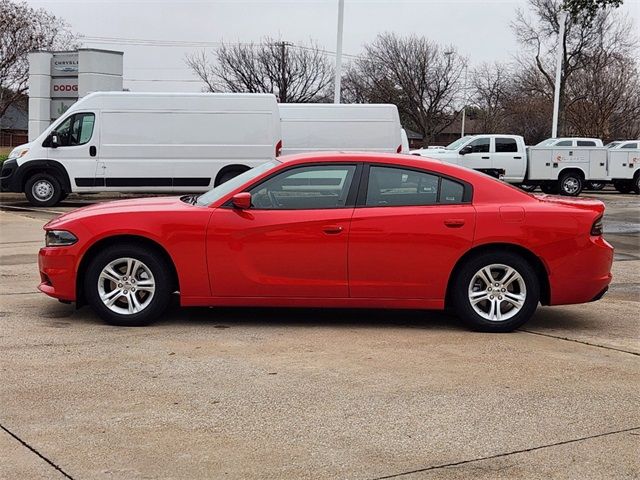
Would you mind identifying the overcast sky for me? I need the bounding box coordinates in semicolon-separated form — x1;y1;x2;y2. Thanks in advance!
25;0;640;92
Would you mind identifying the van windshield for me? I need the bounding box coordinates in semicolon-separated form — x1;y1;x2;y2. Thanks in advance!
445;136;472;150
196;161;279;206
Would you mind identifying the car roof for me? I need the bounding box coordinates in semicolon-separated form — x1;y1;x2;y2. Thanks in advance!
278;151;443;164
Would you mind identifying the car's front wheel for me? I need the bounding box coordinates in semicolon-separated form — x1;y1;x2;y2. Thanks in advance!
84;244;173;326
452;252;540;332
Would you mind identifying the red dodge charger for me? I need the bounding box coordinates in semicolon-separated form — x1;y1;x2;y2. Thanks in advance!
38;153;613;332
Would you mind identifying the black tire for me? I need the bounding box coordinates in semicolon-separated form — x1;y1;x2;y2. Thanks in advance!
60;192;69;201
84;243;173;326
540;183;558;194
586;181;605;191
633;175;640;194
452;251;540;333
613;180;633;194
559;171;583;196
216;168;246;186
24;172;63;207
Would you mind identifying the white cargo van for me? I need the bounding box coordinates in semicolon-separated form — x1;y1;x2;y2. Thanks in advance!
278;103;402;156
1;92;282;206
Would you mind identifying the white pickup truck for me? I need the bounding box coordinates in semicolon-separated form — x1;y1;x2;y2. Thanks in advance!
411;134;639;195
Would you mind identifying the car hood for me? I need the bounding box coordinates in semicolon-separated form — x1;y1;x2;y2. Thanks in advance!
533;194;605;214
45;196;197;229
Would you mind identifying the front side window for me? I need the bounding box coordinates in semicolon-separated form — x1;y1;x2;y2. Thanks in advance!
466;138;490;153
365;166;467;207
555;140;572;147
53;113;95;147
495;137;518;153
250;165;357;210
577;140;596;146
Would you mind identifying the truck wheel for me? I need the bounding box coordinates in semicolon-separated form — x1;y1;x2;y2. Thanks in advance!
634;175;640;194
24;173;63;207
559;172;583;196
613;180;633;194
540;183;558;194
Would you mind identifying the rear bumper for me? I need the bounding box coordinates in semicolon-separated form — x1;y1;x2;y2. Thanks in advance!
38;247;77;301
547;236;614;306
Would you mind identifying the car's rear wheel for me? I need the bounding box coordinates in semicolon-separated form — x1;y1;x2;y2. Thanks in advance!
452;252;540;332
84;244;172;326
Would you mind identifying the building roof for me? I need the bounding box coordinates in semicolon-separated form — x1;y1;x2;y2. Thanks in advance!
0;102;28;131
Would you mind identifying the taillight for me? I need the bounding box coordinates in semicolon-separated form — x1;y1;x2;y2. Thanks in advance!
396;144;402;153
275;140;282;157
591;215;603;236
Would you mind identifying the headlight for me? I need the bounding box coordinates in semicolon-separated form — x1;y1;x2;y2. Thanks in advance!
45;230;78;247
8;148;28;160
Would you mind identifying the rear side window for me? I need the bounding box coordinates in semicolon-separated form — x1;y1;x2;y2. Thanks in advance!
495;137;518;153
365;166;467;207
621;142;638;149
577;140;596;146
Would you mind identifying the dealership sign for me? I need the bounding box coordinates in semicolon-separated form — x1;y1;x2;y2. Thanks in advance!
51;78;79;98
51;54;78;77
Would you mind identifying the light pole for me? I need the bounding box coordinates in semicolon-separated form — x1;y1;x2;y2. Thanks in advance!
460;62;468;138
552;11;567;138
334;0;345;103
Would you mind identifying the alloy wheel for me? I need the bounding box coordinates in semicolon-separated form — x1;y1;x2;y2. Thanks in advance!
97;257;156;315
468;264;527;322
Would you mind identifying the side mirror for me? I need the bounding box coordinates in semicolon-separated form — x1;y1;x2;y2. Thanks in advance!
46;132;59;148
231;192;251;209
459;145;472;155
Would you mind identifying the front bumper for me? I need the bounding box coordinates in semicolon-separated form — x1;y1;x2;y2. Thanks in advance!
0;158;21;192
38;247;77;301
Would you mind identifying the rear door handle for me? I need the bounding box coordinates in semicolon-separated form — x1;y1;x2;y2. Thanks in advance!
481;156;490;159
514;156;522;159
323;225;343;234
444;219;465;228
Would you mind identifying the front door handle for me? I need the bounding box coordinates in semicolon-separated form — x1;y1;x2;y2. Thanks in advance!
89;145;97;157
444;219;465;228
481;156;490;159
323;225;343;234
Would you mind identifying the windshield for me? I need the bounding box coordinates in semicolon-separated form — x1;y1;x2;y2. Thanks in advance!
605;142;621;148
445;136;472;150
195;161;279;206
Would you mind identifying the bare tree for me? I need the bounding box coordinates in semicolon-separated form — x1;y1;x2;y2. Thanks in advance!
469;62;512;133
0;0;77;117
512;0;634;135
343;33;465;146
185;38;333;103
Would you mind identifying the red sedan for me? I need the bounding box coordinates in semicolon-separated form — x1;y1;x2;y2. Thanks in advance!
38;153;613;332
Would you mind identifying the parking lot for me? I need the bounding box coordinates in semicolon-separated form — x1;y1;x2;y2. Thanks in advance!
0;191;638;480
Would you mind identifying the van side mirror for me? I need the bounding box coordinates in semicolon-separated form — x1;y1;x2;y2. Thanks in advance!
459;145;472;155
231;192;252;209
45;132;59;148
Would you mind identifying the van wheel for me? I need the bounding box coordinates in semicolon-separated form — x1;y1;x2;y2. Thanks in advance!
84;243;172;326
559;172;583;196
216;168;246;186
24;173;63;207
452;251;540;333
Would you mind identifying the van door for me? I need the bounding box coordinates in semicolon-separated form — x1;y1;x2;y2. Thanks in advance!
46;112;99;191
